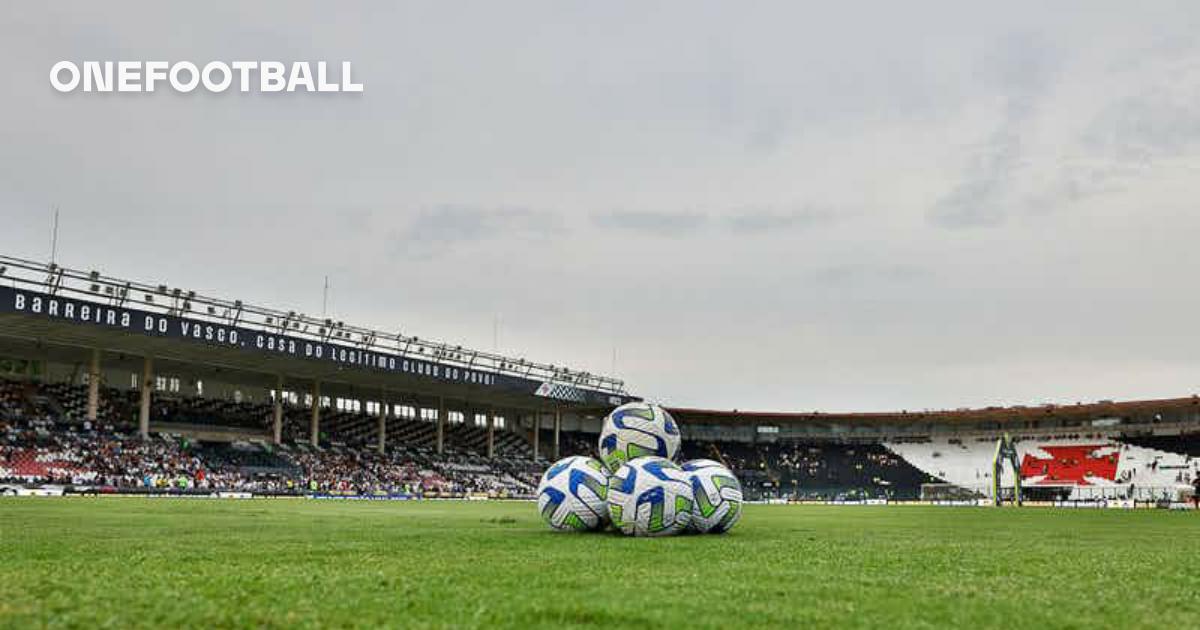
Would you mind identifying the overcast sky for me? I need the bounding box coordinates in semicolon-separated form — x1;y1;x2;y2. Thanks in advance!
2;2;1199;412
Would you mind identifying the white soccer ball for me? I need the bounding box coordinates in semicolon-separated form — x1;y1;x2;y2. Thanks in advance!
598;402;681;473
682;459;744;534
607;456;694;537
535;456;610;531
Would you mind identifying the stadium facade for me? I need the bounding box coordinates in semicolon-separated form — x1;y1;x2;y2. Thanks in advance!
670;399;1200;503
1;254;1198;504
0;254;632;453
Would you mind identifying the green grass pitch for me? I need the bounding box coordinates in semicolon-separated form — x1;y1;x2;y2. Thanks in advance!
1;499;1196;628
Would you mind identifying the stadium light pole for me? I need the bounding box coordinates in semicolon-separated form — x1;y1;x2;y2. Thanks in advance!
322;276;330;318
49;205;60;266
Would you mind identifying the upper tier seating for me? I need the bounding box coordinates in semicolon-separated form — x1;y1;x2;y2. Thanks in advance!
1120;433;1200;457
886;435;1198;500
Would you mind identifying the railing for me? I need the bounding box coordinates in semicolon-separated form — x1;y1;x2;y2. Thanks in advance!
0;254;626;394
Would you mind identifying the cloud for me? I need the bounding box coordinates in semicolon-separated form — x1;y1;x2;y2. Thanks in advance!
1083;64;1200;163
808;263;930;288
723;206;835;234
395;204;565;257
744;109;788;154
592;205;837;238
4;4;1200;411
927;122;1026;228
928;34;1056;229
591;210;708;236
1024;53;1200;214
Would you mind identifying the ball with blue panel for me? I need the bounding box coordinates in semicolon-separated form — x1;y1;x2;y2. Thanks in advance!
597;402;682;473
535;456;611;531
682;459;744;534
606;456;695;537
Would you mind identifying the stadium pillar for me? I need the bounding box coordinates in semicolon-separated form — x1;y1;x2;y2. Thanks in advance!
377;389;387;454
139;356;153;439
553;408;561;459
86;348;101;422
436;397;446;455
310;381;321;447
272;375;283;445
486;407;495;458
532;411;540;460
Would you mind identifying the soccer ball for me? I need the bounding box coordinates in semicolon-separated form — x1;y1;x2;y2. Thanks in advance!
607;456;694;537
682;459;744;534
536;456;610;531
598;402;681;473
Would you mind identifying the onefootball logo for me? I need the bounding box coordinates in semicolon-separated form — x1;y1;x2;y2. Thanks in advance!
50;61;363;93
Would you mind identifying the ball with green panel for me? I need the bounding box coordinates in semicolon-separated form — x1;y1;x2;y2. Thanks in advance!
535;456;611;531
682;459;743;533
606;456;694;537
597;402;682;473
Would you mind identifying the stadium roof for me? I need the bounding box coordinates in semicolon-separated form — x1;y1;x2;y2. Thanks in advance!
668;395;1200;427
0;254;633;410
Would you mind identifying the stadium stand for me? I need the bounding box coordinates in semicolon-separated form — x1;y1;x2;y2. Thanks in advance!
551;429;937;500
154;396;272;431
191;440;298;476
0;378;537;496
886;434;1199;500
1120;433;1200;457
4;254;1200;508
4;376;1200;503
